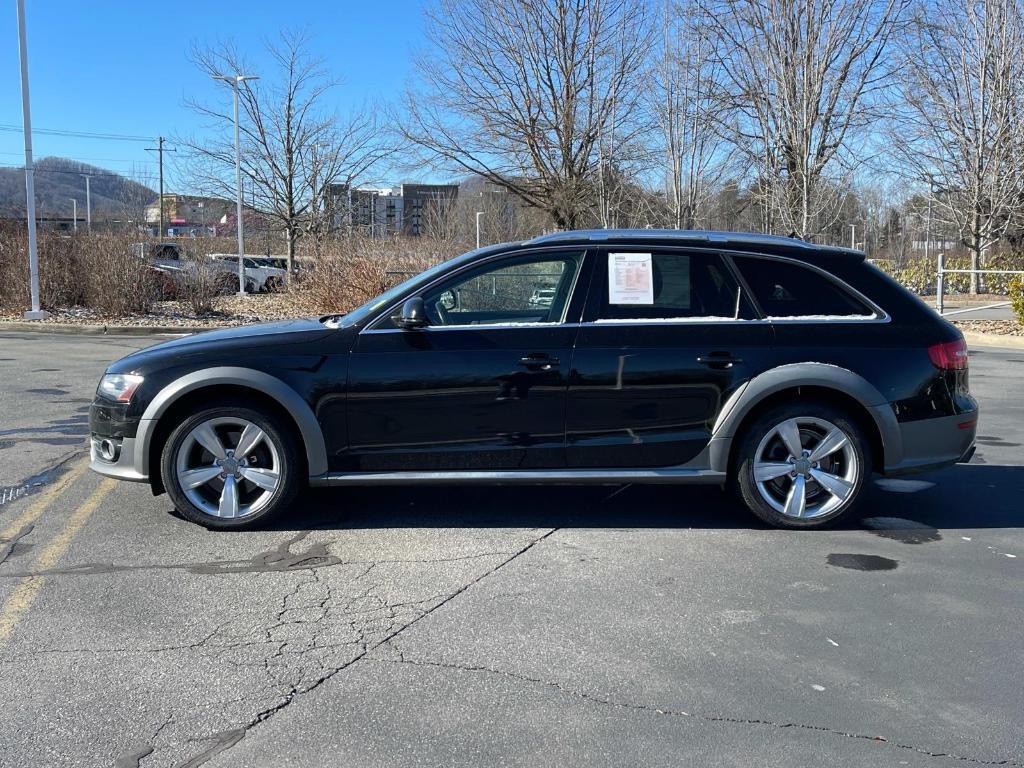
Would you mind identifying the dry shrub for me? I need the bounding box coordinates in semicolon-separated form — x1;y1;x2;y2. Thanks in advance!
298;236;456;314
176;256;233;316
80;233;159;315
0;229;158;315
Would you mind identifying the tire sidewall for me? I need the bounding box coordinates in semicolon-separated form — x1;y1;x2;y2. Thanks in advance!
735;402;869;529
160;403;300;529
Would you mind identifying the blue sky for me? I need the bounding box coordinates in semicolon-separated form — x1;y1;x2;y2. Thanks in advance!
1;1;428;190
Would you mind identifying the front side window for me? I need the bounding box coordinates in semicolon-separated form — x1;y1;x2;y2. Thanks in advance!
731;256;873;318
596;251;747;321
378;251;583;329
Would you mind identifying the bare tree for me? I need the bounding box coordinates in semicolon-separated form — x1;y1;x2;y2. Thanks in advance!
894;0;1024;293
697;0;909;238
653;0;732;229
180;32;394;268
400;0;653;229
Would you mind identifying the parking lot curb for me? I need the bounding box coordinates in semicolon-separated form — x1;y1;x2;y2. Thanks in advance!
0;321;202;336
961;331;1024;349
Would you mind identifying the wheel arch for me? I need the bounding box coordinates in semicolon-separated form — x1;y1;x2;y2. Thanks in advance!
709;363;902;474
136;367;328;490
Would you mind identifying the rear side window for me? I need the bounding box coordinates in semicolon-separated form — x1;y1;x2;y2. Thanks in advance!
731;257;873;318
597;251;750;321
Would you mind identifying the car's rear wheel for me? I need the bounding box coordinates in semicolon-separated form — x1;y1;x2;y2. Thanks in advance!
160;403;300;529
734;402;869;529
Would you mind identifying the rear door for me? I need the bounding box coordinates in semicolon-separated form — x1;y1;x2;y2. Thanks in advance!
565;247;774;468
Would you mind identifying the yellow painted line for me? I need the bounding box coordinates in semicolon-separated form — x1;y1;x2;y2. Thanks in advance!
0;478;116;648
0;458;89;541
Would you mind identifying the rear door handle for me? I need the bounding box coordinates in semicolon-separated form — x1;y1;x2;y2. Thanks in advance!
697;352;743;369
519;354;560;370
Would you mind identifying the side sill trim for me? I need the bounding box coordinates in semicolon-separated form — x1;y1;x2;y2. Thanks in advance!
309;467;726;487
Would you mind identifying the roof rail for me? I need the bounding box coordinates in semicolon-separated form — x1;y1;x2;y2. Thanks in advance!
525;228;819;249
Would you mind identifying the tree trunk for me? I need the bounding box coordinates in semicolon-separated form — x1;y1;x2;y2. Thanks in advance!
286;228;297;277
970;243;981;295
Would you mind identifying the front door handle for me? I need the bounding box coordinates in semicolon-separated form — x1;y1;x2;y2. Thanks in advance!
519;354;560;371
697;352;743;369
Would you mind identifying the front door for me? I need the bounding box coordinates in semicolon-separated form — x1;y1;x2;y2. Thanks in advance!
566;247;774;468
344;249;589;471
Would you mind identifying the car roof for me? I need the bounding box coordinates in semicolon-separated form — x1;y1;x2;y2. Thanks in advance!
523;229;863;260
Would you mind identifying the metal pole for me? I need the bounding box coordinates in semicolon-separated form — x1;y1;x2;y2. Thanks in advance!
850;224;855;249
17;0;46;319
232;81;245;294
157;137;164;238
936;250;945;316
83;175;91;232
71;198;77;233
476;211;484;249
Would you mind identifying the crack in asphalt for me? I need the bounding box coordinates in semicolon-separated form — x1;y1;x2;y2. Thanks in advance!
0;449;85;509
374;654;1022;767
0;525;33;565
155;526;561;767
103;528;558;768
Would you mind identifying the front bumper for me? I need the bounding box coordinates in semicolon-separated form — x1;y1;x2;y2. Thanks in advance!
89;435;148;482
883;410;978;476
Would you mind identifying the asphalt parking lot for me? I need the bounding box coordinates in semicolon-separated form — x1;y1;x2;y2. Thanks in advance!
0;331;1021;768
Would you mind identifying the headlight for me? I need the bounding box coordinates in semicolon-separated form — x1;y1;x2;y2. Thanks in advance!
97;373;145;403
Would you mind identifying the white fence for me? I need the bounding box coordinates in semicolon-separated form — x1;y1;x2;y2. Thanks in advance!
935;252;1024;316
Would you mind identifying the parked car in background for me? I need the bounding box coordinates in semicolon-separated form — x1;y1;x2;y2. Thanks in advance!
93;229;976;530
133;242;245;296
209;255;288;292
529;288;557;307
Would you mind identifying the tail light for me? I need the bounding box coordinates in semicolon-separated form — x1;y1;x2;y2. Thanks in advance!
928;338;968;370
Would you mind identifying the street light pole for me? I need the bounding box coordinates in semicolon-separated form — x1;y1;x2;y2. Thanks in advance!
71;198;77;232
214;73;259;295
82;174;92;232
16;0;46;320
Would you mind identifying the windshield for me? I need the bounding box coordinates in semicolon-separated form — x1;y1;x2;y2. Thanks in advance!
330;248;491;327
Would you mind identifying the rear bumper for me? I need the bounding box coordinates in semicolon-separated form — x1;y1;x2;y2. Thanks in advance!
883;410;978;476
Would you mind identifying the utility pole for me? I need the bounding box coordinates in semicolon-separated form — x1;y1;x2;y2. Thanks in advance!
476;211;484;249
81;174;92;232
71;198;77;232
16;0;46;319
213;73;259;294
146;136;175;239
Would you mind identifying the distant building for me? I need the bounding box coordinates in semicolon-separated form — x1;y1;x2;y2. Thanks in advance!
400;183;459;236
328;182;459;237
144;195;234;237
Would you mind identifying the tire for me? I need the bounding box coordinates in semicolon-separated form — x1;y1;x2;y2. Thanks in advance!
160;401;302;529
733;401;869;529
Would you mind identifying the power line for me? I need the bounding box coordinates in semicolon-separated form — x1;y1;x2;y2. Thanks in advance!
0;124;153;142
0;150;158;166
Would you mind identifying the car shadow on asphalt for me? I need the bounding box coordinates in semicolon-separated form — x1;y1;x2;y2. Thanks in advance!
237;463;1024;533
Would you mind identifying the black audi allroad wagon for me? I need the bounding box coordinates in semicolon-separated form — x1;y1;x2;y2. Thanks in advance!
89;230;977;529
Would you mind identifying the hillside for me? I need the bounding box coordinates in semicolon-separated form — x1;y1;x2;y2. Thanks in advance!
0;157;155;219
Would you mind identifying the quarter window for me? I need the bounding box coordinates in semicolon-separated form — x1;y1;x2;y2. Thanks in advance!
731;257;873;318
596;251;749;321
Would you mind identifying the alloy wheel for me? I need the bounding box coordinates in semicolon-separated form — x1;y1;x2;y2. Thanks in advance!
174;416;281;519
752;416;859;520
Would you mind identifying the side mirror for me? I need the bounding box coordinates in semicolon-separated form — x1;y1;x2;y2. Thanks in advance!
398;296;429;330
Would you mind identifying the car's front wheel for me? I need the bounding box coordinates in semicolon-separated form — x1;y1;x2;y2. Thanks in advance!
734;402;869;529
160;402;301;529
